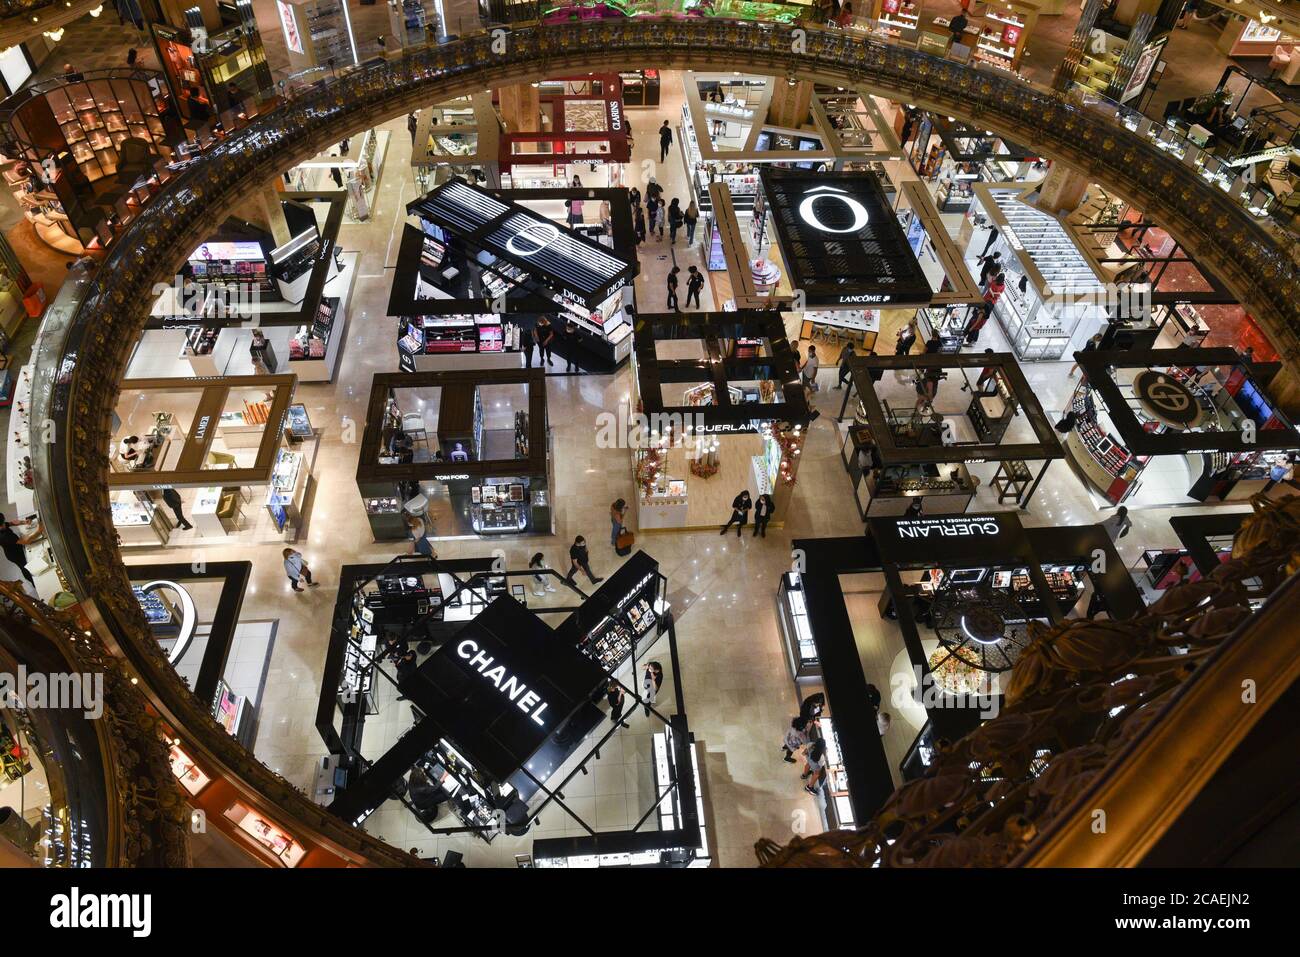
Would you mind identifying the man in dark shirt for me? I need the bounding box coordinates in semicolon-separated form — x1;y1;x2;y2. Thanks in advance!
564;535;603;586
658;120;673;162
0;515;37;586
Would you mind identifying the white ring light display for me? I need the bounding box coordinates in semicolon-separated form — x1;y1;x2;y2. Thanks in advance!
505;221;561;257
140;580;199;666
797;186;870;234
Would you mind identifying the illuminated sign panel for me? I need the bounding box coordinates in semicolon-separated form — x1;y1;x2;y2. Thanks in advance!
761;169;932;308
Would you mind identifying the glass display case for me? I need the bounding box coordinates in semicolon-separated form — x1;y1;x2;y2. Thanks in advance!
975;188;1107;361
777;571;820;683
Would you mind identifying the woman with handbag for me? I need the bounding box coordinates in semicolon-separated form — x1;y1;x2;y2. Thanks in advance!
610;498;628;546
282;548;319;593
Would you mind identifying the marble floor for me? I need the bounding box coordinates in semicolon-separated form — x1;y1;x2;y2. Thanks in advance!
0;36;1255;864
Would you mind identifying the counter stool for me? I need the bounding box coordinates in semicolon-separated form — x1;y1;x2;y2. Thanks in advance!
991;460;1033;505
402;413;430;452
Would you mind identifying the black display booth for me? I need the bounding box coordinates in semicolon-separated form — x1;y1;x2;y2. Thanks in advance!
780;513;1143;830
396;180;639;373
760;167;933;309
318;552;709;865
355;368;552;540
839;351;1064;517
1066;347;1300;505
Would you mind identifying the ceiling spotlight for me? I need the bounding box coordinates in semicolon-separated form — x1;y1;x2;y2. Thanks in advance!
90;3;104;15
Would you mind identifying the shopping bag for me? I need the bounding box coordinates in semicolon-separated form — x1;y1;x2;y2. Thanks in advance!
616;531;635;556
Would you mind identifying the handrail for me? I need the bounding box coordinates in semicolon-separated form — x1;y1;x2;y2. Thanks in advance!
27;17;1300;863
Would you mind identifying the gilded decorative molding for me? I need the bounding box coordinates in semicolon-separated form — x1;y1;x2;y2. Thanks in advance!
29;19;1300;864
0;584;190;867
755;495;1300;867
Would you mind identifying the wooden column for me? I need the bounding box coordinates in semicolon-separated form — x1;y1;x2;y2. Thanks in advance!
498;83;541;134
1036;162;1091;216
230;185;290;247
767;80;814;129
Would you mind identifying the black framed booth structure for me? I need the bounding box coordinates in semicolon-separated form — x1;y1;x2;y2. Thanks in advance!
839;351;1064;517
630;310;811;532
401;179;639;371
779;512;1143;832
1062;347;1300;507
356;369;551;540
317;552;710;866
126;561;260;748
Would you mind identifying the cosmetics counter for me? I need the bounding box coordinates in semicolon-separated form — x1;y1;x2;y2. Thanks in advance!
840;421;977;518
406;184;638;368
966;186;1111;361
562;552;670;674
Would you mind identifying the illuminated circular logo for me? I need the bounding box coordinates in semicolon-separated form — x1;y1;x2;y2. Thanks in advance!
140;580;198;666
1147;380;1190;413
1133;369;1202;428
797;186;870;234
506;222;560;257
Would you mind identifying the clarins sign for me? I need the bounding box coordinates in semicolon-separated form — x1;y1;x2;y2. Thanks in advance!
456;639;550;726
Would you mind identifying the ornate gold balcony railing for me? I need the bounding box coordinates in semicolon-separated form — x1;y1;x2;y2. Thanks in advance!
756;494;1300;867
0;583;190;867
26;19;1300;864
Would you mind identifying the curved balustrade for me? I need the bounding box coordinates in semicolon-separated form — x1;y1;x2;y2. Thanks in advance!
28;18;1300;863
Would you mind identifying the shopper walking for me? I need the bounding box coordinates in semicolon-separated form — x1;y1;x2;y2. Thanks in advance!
802;738;828;794
666;266;680;311
610;498;628;546
684;200;700;244
685;266;705;308
160;487;193;530
0;515;38;587
633;204;647;244
1068;332;1103;379
404;512;437;559
667;198;684;244
607;680;628;726
720;490;753;537
977;251;1003;289
800;344;820;389
895;323;917;355
647;198;662;239
1101;506;1132;543
408;112;418;144
529;551;556;597
646;177;663;207
564;535;604;586
835;343;855;389
563;319;580;372
752;493;775;537
628;185;642;210
641;661;664;716
520;322;536;368
536;315;556;367
249;329;272;373
782;715;812;763
658;120;673;162
967;272;1003;344
282;548;319;592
